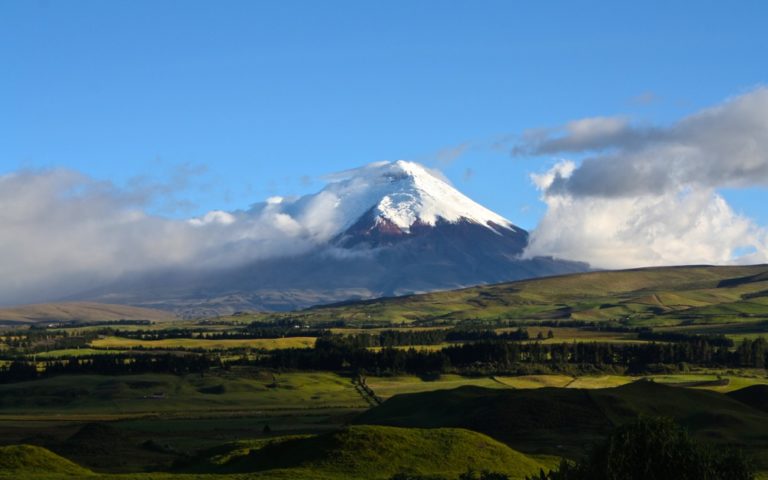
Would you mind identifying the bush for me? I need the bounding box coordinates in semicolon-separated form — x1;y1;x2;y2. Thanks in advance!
529;417;754;480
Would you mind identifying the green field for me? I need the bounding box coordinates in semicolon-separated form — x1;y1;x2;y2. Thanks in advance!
89;336;316;350
33;348;125;358
363;372;768;399
0;370;366;416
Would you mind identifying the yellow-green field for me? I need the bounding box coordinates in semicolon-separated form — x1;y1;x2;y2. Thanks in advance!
365;344;456;352
33;348;124;358
89;336;316;350
363;374;508;399
0;370;366;415
363;372;768;399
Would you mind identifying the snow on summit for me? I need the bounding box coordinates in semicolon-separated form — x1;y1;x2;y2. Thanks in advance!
191;161;518;247
317;160;517;234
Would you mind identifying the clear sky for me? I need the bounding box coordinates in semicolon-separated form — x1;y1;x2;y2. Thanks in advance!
2;0;768;302
4;1;766;227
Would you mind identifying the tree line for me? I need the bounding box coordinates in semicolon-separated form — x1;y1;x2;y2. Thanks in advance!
324;328;535;349
257;336;768;375
0;354;215;383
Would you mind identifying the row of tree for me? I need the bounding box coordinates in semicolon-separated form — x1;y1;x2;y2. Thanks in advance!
321;328;537;349
257;337;768;374
0;330;98;354
0;354;215;383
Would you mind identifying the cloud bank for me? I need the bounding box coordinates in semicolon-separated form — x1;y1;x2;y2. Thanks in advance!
0;169;350;305
0;161;455;305
519;87;768;268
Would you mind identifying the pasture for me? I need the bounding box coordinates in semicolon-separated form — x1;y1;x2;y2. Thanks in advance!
89;336;316;350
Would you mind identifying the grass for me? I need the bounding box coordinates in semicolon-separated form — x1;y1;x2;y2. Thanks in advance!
33;348;125;358
0;302;174;325
363;374;508;399
364;372;768;397
646;373;768;393
0;370;366;414
0;370;368;474
492;374;575;389
5;266;768;337
1;264;768;476
0;444;91;475
356;380;768;468
178;425;548;479
234;265;768;327
89;336;316;350
0;426;551;479
2;372;768;477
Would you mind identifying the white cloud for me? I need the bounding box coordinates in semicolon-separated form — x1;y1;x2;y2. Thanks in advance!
518;87;768;196
0;169;345;305
188;210;236;226
518;88;768;268
525;164;768;268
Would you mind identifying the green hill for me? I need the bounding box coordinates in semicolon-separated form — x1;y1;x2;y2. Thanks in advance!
243;264;768;326
355;381;768;465
180;425;548;479
0;444;91;476
728;385;768;413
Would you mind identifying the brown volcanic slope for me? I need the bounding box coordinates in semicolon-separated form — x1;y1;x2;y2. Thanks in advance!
0;302;176;324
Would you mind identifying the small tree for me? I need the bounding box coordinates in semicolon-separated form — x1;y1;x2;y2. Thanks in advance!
529;417;754;480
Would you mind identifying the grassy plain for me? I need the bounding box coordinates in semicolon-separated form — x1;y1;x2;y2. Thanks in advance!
89;336;316;350
34;348;125;358
0;370;365;415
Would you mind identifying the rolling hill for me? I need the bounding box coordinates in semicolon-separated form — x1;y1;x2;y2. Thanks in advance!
177;425;549;479
0;444;92;476
355;381;768;466
249;264;768;327
0;302;175;325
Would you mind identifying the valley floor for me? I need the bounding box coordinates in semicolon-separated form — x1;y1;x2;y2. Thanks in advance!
1;369;768;478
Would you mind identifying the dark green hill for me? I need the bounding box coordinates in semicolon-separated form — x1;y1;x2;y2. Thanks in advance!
728;385;768;413
51;422;178;473
0;444;91;475
355;381;768;462
180;425;547;479
356;384;612;455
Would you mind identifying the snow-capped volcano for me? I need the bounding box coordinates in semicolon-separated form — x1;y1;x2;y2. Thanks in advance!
79;161;588;315
272;160;522;249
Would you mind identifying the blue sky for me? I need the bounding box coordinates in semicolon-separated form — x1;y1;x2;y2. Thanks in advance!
4;1;767;229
